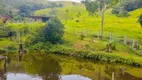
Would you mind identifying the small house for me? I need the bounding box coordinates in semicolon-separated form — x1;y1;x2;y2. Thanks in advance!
28;16;51;22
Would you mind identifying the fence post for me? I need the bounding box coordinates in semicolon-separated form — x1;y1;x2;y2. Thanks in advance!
124;36;127;45
98;30;101;39
132;39;135;50
122;68;125;75
17;30;21;43
136;41;139;50
73;28;76;36
140;70;142;80
109;32;112;42
98;67;101;80
4;57;7;72
85;28;87;36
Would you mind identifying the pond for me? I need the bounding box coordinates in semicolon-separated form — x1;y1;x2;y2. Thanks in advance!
0;53;142;80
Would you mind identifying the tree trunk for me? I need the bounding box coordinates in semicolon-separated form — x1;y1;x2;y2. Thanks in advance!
101;3;106;38
101;9;104;38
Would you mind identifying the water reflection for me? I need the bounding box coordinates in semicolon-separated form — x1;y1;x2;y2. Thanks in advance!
104;65;141;80
1;53;142;80
21;54;61;80
6;73;92;80
7;73;42;80
60;75;91;80
0;69;6;80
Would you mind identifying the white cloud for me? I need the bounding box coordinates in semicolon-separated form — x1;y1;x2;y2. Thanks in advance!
48;0;82;3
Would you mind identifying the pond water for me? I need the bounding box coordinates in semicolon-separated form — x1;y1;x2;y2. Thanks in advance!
0;53;142;80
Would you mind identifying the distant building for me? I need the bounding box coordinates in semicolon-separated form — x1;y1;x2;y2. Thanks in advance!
28;16;51;22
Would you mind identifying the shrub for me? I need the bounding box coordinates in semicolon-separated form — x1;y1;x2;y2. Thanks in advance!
32;42;44;53
136;50;142;56
0;25;11;38
80;33;85;40
0;48;6;54
138;14;142;27
38;17;65;44
116;10;130;17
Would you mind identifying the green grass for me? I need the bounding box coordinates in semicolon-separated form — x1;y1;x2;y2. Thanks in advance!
35;3;142;43
36;4;142;55
0;21;45;53
35;4;142;39
46;45;142;67
34;3;142;66
0;39;12;49
0;2;142;67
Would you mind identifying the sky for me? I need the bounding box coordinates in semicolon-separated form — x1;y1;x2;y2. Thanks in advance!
48;0;82;3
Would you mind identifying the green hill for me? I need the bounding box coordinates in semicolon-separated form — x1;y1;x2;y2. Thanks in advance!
35;2;142;41
34;2;142;56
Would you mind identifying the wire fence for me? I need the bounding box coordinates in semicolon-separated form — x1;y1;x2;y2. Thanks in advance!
0;24;142;52
65;28;142;51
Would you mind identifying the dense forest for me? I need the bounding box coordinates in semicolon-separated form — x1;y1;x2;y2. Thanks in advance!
0;0;142;80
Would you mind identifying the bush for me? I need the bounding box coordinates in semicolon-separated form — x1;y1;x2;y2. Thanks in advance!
116;10;130;17
80;33;85;40
136;50;142;56
38;17;64;44
138;14;142;27
32;42;44;53
0;25;11;38
0;48;6;54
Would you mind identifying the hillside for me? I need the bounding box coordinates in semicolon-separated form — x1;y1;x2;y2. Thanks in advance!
0;1;141;54
35;2;142;44
0;1;142;68
35;2;142;39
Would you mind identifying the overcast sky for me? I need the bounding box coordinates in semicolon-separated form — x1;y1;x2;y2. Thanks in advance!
48;0;82;3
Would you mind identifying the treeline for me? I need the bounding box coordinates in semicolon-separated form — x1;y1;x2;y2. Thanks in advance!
82;0;142;17
112;0;142;16
17;2;64;17
0;0;64;17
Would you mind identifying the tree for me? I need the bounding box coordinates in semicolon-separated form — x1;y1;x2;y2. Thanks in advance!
84;0;116;38
0;0;17;16
84;0;99;16
39;17;64;44
21;54;62;80
0;0;8;15
58;3;64;7
18;4;32;17
84;0;109;37
138;14;142;28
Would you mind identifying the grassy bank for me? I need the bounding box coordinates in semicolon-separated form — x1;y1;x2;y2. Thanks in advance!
35;4;142;56
34;3;142;67
48;47;142;67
